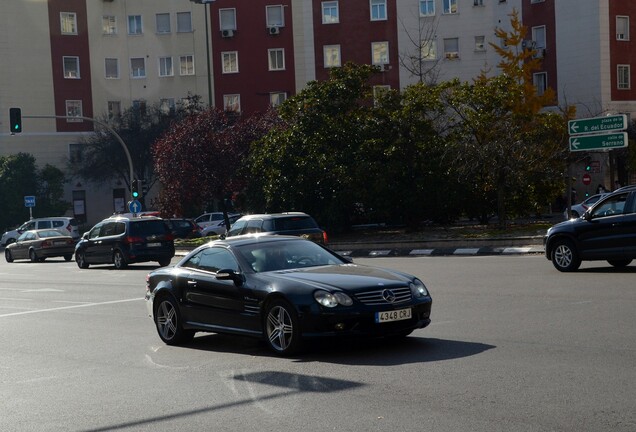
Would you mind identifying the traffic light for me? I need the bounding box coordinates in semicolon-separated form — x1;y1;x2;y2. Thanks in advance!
132;179;140;199
9;108;22;134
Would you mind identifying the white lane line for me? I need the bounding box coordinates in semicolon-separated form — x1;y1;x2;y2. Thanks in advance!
409;249;434;256
0;298;143;318
453;248;480;255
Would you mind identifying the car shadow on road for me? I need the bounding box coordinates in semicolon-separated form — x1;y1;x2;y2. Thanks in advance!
186;333;495;366
576;265;636;273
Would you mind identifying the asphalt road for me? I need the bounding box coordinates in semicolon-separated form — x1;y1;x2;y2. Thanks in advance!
1;255;635;432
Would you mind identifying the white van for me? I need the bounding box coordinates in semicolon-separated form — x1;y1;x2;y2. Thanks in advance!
1;217;79;246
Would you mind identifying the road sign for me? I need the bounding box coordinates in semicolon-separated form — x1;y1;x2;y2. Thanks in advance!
582;173;592;185
128;200;142;214
569;132;628;152
568;114;627;136
24;196;36;207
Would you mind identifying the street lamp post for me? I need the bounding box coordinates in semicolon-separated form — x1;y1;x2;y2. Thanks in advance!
190;0;215;107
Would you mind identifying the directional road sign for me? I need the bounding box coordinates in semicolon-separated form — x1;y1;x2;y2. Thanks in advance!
24;196;36;207
128;200;142;214
569;132;628;152
568;114;627;136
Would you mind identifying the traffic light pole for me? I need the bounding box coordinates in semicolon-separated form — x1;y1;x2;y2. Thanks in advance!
22;114;135;200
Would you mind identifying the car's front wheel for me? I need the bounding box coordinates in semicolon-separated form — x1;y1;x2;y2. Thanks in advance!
75;250;89;269
608;259;632;268
264;299;301;356
158;258;172;267
29;249;39;263
5;249;14;263
64;255;73;262
551;239;581;272
113;250;127;269
154;295;194;345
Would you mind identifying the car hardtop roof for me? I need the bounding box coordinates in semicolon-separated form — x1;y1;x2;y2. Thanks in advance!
103;215;164;222
238;212;310;220
612;184;636;193
205;233;306;247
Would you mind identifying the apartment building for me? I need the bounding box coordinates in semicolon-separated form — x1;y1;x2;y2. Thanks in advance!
1;0;634;225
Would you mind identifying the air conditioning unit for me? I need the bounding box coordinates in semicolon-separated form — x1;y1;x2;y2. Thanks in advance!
268;26;280;35
533;48;546;59
617;33;626;40
475;43;485;51
221;29;234;38
376;64;389;72
445;52;459;59
522;40;537;49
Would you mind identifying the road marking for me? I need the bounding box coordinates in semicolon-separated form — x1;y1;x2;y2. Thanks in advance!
502;247;531;254
409;249;434;256
453;248;480;255
0;298;143;318
369;250;391;256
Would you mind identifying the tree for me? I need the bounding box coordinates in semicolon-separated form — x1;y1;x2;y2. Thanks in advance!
442;10;570;224
153;108;279;217
247;63;377;231
398;14;442;84
68;95;203;205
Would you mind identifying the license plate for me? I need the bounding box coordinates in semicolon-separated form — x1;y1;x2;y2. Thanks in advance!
54;241;67;245
375;308;412;323
147;242;161;247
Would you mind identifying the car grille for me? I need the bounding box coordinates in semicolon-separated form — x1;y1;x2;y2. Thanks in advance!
354;286;412;305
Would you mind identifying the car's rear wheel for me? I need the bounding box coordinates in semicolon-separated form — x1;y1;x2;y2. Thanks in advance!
64;255;72;262
608;259;632;268
75;250;89;269
551;239;581;272
154;295;194;345
264;299;301;356
158;258;171;267
5;249;14;263
29;249;38;263
113;250;127;269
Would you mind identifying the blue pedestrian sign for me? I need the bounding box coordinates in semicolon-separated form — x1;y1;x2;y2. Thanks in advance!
24;196;36;207
128;200;142;214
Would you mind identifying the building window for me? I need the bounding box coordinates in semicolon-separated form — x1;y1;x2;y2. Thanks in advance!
268;49;285;71
179;55;195;75
617;16;629;41
324;45;341;67
223;94;240;112
618;65;630;90
156;13;171;34
177;12;192;32
443;0;458;14
421;39;437;60
105;58;119;79
108;101;121;119
130;58;146;78
159;57;173;77
420;0;435;16
128;15;143;35
530;0;545;3
133;100;147;114
102;15;117;35
65;100;83;122
60;12;77;35
63;56;80;79
533;72;547;96
222;52;239;73
372;41;389;65
322;1;339;24
475;35;486;51
69;143;83;163
473;0;484;5
443;38;459;59
219;9;237;30
160;98;175;114
270;92;287;107
371;0;387;21
266;5;284;27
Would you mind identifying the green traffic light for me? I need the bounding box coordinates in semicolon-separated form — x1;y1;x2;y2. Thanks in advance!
132;191;139;198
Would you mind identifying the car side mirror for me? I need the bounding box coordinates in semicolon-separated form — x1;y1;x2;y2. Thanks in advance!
82;232;89;239
341;255;353;263
216;269;243;286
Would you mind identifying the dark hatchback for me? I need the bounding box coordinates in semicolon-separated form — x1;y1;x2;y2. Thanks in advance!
75;216;175;269
145;235;432;355
165;218;202;239
544;185;636;271
226;212;328;245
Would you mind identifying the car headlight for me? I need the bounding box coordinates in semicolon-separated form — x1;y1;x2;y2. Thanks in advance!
410;279;429;298
314;290;353;307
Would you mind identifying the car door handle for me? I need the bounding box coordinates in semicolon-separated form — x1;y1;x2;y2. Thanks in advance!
187;280;197;286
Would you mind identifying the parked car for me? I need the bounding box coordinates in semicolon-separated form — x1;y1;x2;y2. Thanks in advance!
200;213;242;236
4;229;75;263
226;212;328;244
75;216;175;269
544;185;636;271
145;235;432;355
193;212;226;229
1;217;79;246
164;218;202;239
563;193;610;219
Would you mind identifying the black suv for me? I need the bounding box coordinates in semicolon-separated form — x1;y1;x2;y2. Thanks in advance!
226;212;328;244
544;185;636;271
75;216;175;269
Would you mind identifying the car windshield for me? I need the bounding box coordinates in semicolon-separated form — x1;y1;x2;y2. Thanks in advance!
39;230;65;238
235;239;346;273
